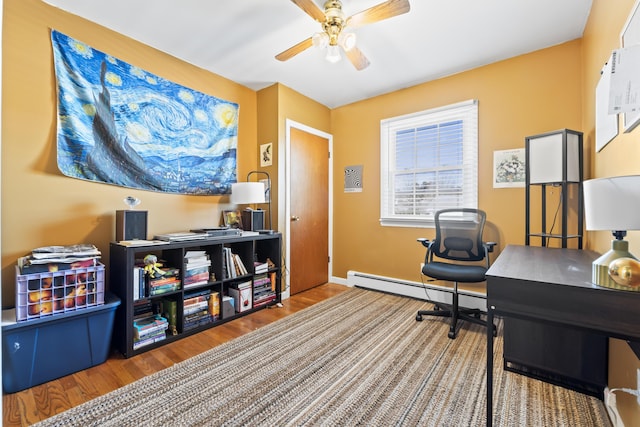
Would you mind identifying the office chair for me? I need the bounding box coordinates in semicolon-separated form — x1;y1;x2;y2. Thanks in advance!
416;208;496;339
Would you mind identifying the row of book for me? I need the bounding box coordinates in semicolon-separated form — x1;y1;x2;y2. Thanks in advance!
131;276;277;350
183;289;220;331
132;265;182;300
223;247;248;279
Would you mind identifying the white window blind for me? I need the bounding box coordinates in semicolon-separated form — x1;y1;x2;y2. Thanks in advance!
380;100;478;227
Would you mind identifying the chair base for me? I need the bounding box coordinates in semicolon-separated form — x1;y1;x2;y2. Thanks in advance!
416;301;496;339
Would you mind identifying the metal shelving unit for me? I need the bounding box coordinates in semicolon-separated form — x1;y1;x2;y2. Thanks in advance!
525;129;583;249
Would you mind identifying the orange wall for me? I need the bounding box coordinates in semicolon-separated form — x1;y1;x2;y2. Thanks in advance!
2;0;639;421
330;40;583;281
1;0;258;304
581;1;640;424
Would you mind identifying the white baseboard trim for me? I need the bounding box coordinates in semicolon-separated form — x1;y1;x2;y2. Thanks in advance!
330;276;348;286
345;270;486;311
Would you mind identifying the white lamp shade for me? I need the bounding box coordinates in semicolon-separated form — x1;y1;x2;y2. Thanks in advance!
528;131;581;184
230;182;265;205
583;175;640;231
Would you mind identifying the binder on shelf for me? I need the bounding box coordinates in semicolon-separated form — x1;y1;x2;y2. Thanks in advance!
229;281;252;312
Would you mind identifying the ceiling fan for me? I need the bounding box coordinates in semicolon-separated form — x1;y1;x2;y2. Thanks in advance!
276;0;410;70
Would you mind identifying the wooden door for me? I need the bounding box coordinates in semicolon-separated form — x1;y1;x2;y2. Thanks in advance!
290;127;329;295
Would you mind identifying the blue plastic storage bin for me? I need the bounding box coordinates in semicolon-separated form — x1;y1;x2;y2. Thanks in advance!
2;292;120;393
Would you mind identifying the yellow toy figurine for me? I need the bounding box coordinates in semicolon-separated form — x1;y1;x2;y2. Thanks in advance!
143;254;165;278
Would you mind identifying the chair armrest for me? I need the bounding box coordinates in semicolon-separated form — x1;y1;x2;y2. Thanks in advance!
417;238;431;248
484;242;497;253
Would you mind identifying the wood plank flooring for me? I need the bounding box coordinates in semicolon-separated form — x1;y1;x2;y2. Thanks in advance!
2;283;349;427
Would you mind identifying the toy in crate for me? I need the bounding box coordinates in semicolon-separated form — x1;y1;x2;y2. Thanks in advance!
15;244;104;321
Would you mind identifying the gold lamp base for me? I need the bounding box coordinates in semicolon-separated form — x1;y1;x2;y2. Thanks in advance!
592;239;640;291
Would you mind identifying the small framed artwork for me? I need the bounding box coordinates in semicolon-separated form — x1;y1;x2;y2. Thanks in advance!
260;143;273;167
344;165;363;193
222;210;243;229
493;148;526;188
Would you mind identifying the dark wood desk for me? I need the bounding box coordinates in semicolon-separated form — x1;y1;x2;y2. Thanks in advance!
485;245;640;426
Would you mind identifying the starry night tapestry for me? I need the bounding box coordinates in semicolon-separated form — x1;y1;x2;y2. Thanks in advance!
51;30;238;195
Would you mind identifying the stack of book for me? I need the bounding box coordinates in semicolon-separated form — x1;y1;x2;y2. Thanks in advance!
148;266;181;296
223;248;248;279
183;251;211;289
183;289;215;331
133;314;168;350
254;261;269;275
253;273;277;307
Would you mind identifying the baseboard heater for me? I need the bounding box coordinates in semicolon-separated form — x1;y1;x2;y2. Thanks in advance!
346;270;486;311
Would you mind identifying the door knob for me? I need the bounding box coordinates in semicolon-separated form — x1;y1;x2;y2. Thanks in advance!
291;216;300;221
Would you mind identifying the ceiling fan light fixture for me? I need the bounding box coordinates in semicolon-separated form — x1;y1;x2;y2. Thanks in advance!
312;32;329;49
278;0;410;71
325;44;341;63
339;32;356;51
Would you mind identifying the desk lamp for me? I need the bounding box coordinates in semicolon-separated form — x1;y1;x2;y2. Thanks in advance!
583;175;640;290
230;171;272;232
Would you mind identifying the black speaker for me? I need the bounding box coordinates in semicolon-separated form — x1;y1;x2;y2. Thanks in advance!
241;209;264;231
116;210;148;241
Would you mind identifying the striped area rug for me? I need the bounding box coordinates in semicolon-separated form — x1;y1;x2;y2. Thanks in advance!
34;288;610;426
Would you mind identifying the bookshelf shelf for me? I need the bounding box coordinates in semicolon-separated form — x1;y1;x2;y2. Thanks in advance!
109;233;282;357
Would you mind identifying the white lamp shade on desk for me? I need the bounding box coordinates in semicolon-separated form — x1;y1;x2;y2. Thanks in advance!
583;175;640;290
230;182;265;205
583;175;640;231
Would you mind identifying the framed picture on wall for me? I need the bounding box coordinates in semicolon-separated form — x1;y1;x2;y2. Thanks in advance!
493;148;526;188
620;0;640;132
260;143;273;167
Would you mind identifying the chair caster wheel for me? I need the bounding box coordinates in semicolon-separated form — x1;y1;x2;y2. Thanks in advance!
448;330;456;339
416;314;423;321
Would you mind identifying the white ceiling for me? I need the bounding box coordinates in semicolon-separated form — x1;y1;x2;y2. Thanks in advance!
43;0;593;109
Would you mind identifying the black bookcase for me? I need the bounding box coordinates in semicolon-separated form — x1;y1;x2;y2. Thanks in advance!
109;233;281;358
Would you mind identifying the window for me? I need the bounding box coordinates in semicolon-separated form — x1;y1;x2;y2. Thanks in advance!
380;100;478;227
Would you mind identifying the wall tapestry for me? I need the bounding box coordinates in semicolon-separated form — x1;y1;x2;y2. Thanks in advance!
51;30;238;195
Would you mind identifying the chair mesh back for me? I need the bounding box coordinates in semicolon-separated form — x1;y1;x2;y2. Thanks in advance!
432;209;486;262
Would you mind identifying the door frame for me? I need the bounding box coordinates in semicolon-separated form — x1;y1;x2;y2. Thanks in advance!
280;119;333;300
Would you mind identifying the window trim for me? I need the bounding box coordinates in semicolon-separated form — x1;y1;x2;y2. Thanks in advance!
380;99;478;228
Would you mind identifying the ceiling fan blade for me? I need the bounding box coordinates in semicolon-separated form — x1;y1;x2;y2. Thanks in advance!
276;37;314;61
346;0;410;29
290;0;326;23
345;46;370;71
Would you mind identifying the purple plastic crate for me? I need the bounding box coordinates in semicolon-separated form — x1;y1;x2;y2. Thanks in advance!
15;263;105;321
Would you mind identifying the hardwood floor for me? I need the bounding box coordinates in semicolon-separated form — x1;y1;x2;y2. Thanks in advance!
2;283;349;426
